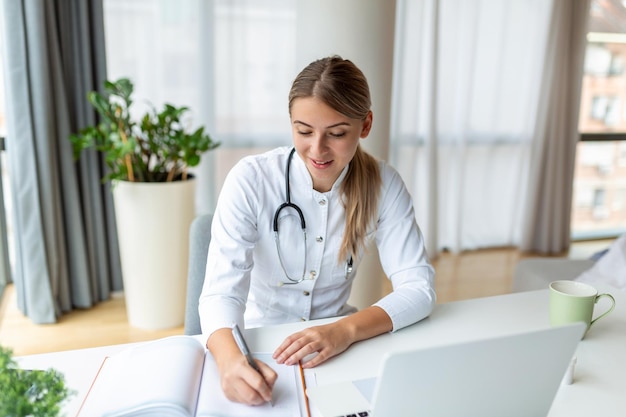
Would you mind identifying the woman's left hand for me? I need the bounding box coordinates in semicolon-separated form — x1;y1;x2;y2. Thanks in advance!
272;322;353;368
273;307;393;369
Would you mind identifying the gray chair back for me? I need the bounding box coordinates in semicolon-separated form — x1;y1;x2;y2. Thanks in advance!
184;214;213;335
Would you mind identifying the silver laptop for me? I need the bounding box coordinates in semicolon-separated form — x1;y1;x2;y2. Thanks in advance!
306;323;586;417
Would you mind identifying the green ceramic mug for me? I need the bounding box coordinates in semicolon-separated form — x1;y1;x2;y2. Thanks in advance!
549;280;615;337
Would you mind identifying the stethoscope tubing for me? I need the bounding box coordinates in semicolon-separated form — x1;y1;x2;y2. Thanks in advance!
273;147;352;286
273;148;306;233
274;148;308;285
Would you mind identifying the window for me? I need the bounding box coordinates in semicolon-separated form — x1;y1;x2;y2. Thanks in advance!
609;53;625;76
590;95;620;125
571;0;626;240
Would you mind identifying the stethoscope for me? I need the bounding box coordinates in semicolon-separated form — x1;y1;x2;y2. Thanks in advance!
273;148;353;286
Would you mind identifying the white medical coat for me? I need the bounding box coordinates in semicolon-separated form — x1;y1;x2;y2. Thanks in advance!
199;147;435;337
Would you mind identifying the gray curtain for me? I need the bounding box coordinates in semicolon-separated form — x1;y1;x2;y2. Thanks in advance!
520;0;591;254
0;137;9;299
1;0;122;323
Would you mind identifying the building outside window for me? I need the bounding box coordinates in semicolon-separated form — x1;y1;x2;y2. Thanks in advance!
572;0;626;240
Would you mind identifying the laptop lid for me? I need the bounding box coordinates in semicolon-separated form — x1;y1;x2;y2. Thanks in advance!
307;323;586;417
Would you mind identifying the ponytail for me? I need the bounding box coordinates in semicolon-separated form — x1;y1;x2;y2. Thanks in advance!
339;146;381;261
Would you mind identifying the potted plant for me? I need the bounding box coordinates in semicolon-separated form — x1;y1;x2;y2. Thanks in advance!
70;78;220;330
0;345;73;416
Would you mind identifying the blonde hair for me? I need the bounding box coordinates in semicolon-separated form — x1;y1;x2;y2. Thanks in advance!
289;56;381;261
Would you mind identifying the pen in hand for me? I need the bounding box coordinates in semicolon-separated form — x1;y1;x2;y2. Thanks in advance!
232;324;274;406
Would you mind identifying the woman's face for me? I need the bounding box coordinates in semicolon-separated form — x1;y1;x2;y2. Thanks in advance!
290;96;372;192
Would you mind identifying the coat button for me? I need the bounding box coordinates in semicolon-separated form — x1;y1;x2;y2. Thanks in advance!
303;291;310;296
316;236;323;243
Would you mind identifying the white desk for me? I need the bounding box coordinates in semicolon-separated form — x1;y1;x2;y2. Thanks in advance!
17;287;626;416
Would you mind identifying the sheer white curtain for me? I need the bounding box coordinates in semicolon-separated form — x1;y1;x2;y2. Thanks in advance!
103;0;297;213
390;0;578;255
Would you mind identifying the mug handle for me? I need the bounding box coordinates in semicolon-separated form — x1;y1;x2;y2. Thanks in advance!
590;293;616;327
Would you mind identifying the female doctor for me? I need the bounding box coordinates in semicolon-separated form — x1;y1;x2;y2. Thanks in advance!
199;55;436;406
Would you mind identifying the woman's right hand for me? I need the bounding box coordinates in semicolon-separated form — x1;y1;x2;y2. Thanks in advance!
206;328;277;406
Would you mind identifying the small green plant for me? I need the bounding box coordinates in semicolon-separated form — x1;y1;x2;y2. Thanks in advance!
0;345;73;417
69;78;220;183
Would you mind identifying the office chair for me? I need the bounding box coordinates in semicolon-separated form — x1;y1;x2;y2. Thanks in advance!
184;213;213;335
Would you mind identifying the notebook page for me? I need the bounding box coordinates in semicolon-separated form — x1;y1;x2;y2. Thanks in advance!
78;336;205;417
195;353;303;417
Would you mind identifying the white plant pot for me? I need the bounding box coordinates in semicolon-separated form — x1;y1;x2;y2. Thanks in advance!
112;179;196;330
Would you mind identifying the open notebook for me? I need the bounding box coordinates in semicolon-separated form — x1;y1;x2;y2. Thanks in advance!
306;323;586;417
76;335;309;417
